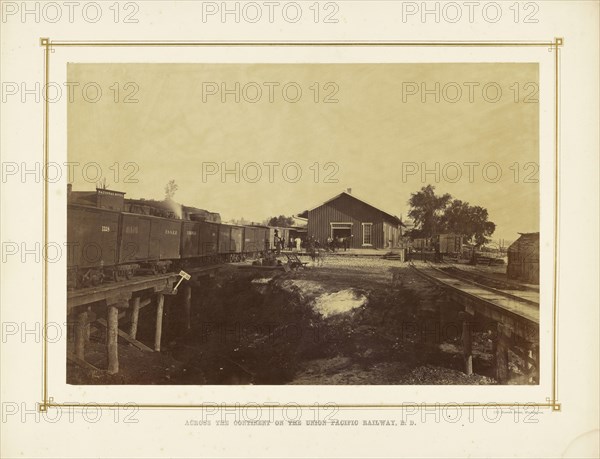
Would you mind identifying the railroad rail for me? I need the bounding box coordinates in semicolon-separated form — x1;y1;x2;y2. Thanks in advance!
438;262;539;293
409;261;539;383
427;263;539;307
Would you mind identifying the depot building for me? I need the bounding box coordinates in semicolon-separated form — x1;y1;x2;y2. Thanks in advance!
298;189;404;249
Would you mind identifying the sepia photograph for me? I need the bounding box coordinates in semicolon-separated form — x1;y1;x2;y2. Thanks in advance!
2;1;599;458
66;62;540;386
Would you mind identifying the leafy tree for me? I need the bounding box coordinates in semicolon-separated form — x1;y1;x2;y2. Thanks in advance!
441;199;496;247
165;179;178;200
407;185;452;238
408;186;496;247
266;215;295;227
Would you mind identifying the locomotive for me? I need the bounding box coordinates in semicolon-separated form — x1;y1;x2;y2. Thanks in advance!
67;188;290;289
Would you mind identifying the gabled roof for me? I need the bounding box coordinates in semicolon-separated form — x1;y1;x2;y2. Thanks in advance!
303;191;404;226
507;232;539;252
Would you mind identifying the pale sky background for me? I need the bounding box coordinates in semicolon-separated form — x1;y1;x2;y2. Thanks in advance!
68;63;538;243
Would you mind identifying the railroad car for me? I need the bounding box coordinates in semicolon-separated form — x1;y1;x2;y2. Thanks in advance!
411;234;462;254
198;221;220;260
67;188;303;289
230;225;245;257
67;204;121;287
437;234;462;254
250;225;271;253
244;226;266;255
119;212;181;274
218;224;232;255
217;224;245;261
181;220;201;260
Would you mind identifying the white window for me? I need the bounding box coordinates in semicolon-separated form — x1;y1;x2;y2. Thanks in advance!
362;223;373;246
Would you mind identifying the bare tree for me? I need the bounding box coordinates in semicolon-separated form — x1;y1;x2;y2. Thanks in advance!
165;179;178;200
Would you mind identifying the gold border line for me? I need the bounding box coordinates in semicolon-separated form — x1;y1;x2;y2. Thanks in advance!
42;38;50;412
39;38;563;412
48;40;556;47
552;37;561;411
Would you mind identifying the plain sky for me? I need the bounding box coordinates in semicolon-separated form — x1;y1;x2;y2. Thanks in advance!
68;63;539;243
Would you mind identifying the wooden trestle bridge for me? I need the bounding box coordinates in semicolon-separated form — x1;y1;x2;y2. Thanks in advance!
67;265;220;374
409;261;540;383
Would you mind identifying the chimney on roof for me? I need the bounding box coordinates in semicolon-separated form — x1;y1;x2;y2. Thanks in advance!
347;188;352;194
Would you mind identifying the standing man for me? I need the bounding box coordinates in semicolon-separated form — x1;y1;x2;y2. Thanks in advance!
274;229;280;254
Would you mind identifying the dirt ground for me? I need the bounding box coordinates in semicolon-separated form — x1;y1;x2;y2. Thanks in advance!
68;255;501;385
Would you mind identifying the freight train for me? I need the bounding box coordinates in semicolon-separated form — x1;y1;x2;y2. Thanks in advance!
67;188;290;289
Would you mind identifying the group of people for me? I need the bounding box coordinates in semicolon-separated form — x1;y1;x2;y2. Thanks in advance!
326;234;353;252
273;230;302;253
270;231;354;253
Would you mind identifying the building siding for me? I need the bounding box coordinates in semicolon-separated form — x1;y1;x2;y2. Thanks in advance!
308;193;401;249
507;233;539;284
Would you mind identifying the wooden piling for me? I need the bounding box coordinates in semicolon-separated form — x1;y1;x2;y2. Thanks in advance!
74;308;88;361
495;323;510;383
459;312;473;376
107;304;120;374
525;342;539;383
129;297;141;339
85;306;92;341
183;283;192;331
532;344;540;383
154;293;164;352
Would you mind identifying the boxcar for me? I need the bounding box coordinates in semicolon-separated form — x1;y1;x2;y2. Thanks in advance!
245;225;269;254
438;234;462;254
119;213;181;263
198;221;220;257
218;224;232;254
230;225;245;254
243;226;259;254
181;221;200;259
67;204;120;270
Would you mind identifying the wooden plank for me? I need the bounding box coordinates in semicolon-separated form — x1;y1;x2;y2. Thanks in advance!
67;275;177;310
67;267;219;311
67;352;100;372
411;265;539;335
237;265;285;271
129;297;141;340
96;318;154;352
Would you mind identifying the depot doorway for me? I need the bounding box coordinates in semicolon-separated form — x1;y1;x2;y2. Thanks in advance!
330;222;353;240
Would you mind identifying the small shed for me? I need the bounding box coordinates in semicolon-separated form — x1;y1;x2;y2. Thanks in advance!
507;232;539;284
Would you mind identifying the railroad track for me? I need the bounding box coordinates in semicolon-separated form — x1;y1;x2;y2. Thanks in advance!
409;261;539;383
438;262;539;293
409;261;539;328
414;261;539;307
